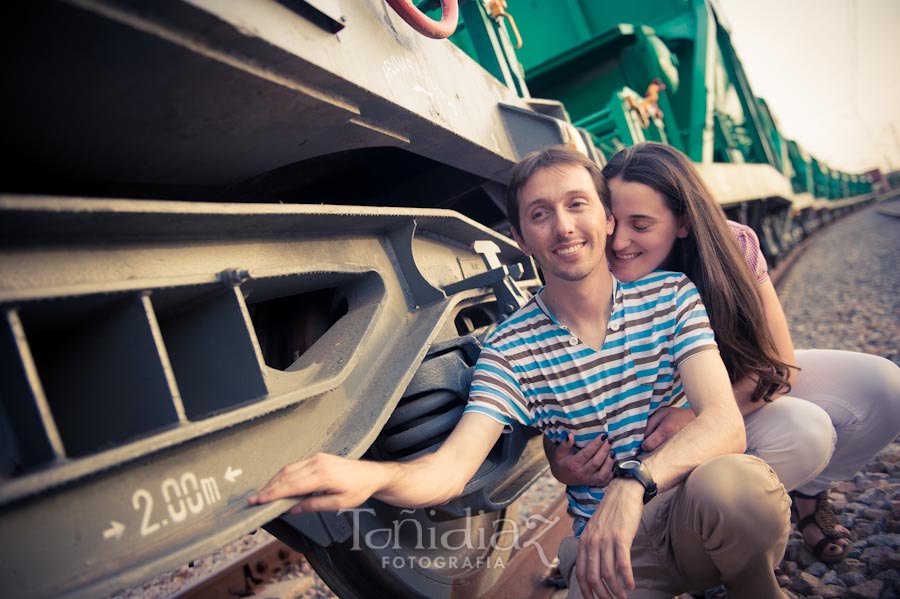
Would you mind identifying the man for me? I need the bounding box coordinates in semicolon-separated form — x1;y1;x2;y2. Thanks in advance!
250;146;790;598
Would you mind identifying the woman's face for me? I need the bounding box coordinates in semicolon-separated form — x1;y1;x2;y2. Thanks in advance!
607;177;689;282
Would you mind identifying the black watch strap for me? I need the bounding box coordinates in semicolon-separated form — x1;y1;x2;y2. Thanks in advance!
613;458;658;504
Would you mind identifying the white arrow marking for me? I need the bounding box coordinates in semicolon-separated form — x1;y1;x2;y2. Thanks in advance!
103;521;125;541
225;466;243;483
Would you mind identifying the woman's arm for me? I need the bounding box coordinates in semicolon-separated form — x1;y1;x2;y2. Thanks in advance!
758;278;797;384
732;278;798;414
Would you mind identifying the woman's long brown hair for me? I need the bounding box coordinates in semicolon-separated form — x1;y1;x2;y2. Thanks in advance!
602;142;793;402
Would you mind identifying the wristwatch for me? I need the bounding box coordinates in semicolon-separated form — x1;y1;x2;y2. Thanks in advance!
613;458;658;504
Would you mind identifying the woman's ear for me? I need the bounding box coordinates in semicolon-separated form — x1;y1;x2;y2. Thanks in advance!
676;216;691;239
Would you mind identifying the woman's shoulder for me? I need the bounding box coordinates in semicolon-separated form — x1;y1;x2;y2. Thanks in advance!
727;219;758;241
726;220;769;283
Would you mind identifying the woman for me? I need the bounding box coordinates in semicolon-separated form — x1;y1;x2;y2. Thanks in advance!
545;142;900;563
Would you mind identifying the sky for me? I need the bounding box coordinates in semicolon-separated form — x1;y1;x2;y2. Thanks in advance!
715;0;900;174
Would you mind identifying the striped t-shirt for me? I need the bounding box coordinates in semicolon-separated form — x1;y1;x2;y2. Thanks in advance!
464;271;718;521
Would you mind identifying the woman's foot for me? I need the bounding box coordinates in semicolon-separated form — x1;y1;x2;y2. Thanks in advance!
789;490;853;563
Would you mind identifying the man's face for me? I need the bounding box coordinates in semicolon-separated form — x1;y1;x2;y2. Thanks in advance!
511;164;614;285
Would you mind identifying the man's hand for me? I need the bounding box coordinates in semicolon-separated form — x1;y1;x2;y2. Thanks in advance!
641;407;695;453
545;433;615;487
249;413;506;512
248;453;394;513
575;479;644;599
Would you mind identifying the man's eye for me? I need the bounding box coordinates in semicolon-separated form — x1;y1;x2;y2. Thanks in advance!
531;210;547;220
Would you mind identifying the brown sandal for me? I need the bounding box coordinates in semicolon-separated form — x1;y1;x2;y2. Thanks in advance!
789;490;853;563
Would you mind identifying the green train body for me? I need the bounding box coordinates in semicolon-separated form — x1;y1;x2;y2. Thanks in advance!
441;0;874;259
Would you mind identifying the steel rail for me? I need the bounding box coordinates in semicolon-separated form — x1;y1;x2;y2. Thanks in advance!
170;537;305;599
168;492;571;599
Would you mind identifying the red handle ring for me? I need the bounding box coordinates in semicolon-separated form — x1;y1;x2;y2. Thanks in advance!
386;0;459;39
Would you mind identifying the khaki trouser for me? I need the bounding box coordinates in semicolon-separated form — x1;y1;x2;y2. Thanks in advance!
558;454;790;599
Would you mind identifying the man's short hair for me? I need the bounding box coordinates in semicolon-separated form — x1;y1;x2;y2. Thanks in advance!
505;145;610;234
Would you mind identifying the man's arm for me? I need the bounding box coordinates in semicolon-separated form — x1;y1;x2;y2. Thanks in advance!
575;349;745;599
641;349;746;487
249;412;506;512
550;345;748;480
562;284;787;461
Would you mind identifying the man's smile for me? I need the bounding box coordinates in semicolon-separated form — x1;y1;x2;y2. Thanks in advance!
555;242;586;256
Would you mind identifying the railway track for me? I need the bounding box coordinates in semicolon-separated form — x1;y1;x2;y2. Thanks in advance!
170;538;305;599
165;490;571;599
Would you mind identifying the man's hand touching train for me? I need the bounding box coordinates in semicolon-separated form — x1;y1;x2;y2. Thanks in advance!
248;453;396;513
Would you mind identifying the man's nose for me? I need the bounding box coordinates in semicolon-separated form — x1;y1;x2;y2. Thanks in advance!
554;210;575;236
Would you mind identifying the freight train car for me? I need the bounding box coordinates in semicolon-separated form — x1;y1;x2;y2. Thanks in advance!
0;1;876;598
